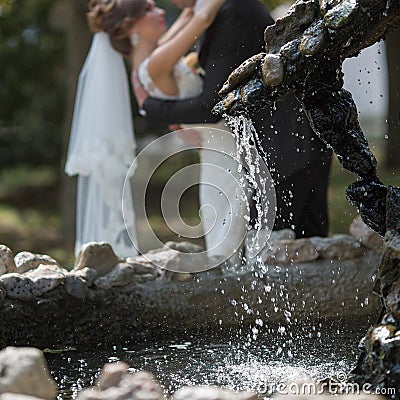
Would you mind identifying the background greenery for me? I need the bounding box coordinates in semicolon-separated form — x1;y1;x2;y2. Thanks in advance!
0;0;399;267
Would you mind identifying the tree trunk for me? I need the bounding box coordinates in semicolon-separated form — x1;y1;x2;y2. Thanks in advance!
385;27;400;168
51;0;91;253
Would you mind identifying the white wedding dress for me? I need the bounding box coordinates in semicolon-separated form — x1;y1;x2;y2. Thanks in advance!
138;57;249;262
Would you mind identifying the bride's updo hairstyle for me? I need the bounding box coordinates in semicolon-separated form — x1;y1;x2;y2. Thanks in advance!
87;0;147;56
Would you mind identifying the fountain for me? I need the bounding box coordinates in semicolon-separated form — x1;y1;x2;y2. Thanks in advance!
214;0;400;394
0;0;399;398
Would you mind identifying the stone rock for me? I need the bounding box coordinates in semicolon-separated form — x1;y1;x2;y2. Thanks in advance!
96;362;129;390
94;263;140;290
130;250;202;273
173;386;259;400
0;394;47;400
76;363;163;400
65;267;98;299
310;234;364;259
74;242;121;276
14;251;59;274
126;261;159;278
0;274;35;301
0;347;57;400
350;215;384;249
262;238;319;264
24;264;67;292
0;245;16;276
262;53;284;86
0;265;66;301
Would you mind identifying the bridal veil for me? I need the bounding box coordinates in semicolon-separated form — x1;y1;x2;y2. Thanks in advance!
65;32;138;257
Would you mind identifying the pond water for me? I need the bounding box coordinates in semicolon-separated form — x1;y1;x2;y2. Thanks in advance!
45;318;372;399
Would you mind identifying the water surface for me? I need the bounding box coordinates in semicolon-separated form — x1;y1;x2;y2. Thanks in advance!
46;319;369;399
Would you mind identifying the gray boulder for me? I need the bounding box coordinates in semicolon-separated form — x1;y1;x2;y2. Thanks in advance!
0;347;57;400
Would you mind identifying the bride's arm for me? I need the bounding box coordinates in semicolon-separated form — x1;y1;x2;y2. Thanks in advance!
157;7;194;46
147;0;227;80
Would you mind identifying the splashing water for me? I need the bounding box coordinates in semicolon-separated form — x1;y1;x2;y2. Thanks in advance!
225;114;275;260
46;321;365;400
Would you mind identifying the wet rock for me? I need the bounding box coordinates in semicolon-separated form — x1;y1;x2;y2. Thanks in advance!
261;54;284;86
241;79;265;107
65;267;97;299
262;238;319;264
173;386;259;400
264;0;317;54
0;265;66;301
363;323;400;389
0;347;57;400
303;88;378;180
300;20;327;55
0;245;16;276
219;53;266;96
76;362;163;400
349;215;383;250
279;39;301;64
323;0;358;30
74;242;121;276
14;251;59;274
310;234;364;259
346;180;387;236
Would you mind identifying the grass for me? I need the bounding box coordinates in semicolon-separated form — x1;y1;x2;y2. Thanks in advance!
0;141;398;267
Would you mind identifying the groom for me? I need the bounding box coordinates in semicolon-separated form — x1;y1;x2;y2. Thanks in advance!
137;0;332;239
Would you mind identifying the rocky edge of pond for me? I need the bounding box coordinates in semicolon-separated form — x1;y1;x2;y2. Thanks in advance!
0;216;384;348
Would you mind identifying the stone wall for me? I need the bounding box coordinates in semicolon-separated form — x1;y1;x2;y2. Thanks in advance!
0;220;383;348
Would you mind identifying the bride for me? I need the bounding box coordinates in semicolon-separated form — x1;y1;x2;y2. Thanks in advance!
66;0;228;258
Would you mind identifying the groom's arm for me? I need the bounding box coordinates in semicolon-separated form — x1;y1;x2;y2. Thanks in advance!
142;54;237;124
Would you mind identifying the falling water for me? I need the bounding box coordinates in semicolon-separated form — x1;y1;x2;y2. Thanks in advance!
225;114;274;260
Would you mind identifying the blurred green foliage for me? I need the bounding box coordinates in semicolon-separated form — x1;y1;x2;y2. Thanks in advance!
0;0;64;168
